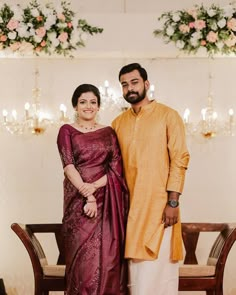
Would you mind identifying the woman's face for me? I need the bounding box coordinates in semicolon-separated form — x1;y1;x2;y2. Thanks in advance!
75;91;99;121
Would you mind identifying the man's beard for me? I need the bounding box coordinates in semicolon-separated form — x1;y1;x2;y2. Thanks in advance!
123;88;146;104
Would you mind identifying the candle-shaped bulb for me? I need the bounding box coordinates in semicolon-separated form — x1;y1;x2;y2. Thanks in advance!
183;108;190;123
104;80;109;88
229;108;234;116
150;84;155;98
201;108;207;121
60;104;67;120
12;109;17;121
2;109;8;123
24;102;30;119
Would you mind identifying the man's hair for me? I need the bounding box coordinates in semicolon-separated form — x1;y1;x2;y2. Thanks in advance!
118;63;148;81
71;84;101;108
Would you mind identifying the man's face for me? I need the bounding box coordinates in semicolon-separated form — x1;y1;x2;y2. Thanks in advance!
120;69;149;104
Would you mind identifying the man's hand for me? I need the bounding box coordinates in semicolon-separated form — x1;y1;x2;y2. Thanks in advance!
162;205;179;228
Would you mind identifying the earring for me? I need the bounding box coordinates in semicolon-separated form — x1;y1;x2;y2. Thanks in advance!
74;111;79;122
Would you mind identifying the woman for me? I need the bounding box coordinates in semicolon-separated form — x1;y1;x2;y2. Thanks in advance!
57;84;129;295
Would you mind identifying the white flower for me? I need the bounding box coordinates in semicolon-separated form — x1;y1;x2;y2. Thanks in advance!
0;16;3;23
51;38;60;47
172;12;180;22
12;5;23;21
47;32;57;42
217;19;226;28
207;8;216;17
61;41;69;49
8;31;17;40
166;26;175;36
176;40;185;49
17;25;29;38
57;22;67;29
31;8;40;17
34;35;42;43
191;31;202;40
210;21;217;31
190;37;199;47
222;5;234;18
216;41;224;49
29;28;35;36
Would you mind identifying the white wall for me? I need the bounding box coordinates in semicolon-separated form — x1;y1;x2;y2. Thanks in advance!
0;1;236;294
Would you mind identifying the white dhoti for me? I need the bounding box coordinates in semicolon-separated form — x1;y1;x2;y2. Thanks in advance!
128;227;179;295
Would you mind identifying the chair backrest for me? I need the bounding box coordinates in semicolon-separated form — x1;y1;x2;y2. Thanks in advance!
11;223;65;276
207;223;236;279
11;223;46;277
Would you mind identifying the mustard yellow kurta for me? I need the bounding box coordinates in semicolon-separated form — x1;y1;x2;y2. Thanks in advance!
112;101;190;261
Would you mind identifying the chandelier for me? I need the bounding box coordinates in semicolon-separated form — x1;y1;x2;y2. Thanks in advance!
183;73;235;139
1;68;69;136
0;72;136;136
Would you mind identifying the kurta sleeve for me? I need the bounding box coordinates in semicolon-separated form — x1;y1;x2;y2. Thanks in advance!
166;111;190;193
57;125;74;168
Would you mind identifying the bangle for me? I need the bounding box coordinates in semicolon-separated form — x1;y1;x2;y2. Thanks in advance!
86;200;96;203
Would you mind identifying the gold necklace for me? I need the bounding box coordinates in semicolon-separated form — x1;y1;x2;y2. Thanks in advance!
77;122;97;130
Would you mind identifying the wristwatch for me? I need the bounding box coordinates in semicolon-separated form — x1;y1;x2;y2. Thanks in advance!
167;199;179;208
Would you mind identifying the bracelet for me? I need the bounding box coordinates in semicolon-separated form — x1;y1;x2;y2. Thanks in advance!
86;200;96;203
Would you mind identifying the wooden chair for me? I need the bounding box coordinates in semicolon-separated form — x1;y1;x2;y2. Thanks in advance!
179;222;236;295
11;223;66;295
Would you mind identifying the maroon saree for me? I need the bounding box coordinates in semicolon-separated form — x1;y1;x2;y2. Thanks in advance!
57;124;128;295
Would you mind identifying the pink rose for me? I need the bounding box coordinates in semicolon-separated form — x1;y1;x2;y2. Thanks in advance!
67;22;73;28
7;19;19;31
200;40;206;46
206;31;218;43
189;22;195;29
224;34;236;47
0;35;7;42
227;18;236;31
40;40;46;47
36;16;43;22
57;13;66;21
10;42;21;51
58;32;68;42
35;46;42;52
194;20;206;30
179;24;190;33
36;27;46;38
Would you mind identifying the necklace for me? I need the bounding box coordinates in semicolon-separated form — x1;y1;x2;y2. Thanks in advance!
77;122;97;130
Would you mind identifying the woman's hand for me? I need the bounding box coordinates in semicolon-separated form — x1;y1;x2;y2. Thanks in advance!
79;183;96;197
83;195;97;218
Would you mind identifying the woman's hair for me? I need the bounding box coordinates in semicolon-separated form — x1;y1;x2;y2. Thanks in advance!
118;63;148;81
71;84;101;107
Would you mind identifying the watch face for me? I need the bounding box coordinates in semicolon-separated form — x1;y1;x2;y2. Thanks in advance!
168;200;179;208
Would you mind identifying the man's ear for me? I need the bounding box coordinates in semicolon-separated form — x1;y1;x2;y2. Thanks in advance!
145;80;150;90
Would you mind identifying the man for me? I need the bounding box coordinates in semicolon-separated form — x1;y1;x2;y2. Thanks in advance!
112;63;190;295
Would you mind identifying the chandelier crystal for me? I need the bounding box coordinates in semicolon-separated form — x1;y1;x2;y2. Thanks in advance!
183;73;235;139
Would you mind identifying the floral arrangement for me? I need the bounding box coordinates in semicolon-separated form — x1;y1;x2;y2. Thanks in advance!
0;0;103;57
153;3;236;55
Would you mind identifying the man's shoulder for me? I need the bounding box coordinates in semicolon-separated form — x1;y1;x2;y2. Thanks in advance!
155;101;178;114
112;110;129;127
